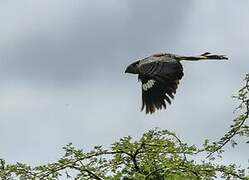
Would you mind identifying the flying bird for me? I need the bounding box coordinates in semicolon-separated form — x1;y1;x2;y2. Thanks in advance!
125;52;228;114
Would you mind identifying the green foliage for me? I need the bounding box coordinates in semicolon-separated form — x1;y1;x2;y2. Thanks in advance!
0;74;248;180
0;128;248;179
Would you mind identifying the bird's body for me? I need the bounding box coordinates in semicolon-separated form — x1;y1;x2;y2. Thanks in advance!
125;52;227;114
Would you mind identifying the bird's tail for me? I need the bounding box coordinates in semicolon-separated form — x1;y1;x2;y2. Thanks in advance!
176;52;228;61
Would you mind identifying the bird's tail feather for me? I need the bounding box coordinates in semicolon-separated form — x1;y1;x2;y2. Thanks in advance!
176;52;228;61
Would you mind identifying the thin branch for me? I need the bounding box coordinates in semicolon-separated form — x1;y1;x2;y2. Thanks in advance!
36;150;130;179
70;166;103;180
207;101;249;158
207;77;249;158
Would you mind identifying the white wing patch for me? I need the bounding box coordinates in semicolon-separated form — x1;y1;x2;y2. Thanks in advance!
142;79;155;91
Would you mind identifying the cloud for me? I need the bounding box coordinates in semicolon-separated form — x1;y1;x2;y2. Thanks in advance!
0;0;192;85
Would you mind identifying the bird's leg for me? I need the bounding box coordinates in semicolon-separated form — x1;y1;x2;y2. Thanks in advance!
175;52;228;61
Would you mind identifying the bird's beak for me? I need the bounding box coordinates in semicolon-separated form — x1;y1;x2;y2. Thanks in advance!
125;65;131;73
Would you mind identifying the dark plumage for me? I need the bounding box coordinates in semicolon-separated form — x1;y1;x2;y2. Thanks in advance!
125;52;228;114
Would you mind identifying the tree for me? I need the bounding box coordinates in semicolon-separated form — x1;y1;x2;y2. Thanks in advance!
0;74;249;180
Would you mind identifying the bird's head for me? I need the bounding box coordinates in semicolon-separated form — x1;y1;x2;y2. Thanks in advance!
125;61;140;74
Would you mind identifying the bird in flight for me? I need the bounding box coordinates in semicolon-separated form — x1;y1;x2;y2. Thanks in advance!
125;52;228;114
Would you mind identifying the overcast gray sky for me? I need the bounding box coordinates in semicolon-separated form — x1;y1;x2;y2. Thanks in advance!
0;0;248;168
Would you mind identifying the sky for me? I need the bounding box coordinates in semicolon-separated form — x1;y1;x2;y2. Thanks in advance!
0;0;248;169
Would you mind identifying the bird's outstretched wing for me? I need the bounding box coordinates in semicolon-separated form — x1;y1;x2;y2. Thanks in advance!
138;57;184;114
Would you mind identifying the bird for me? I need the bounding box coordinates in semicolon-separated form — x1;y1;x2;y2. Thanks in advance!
125;52;228;114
